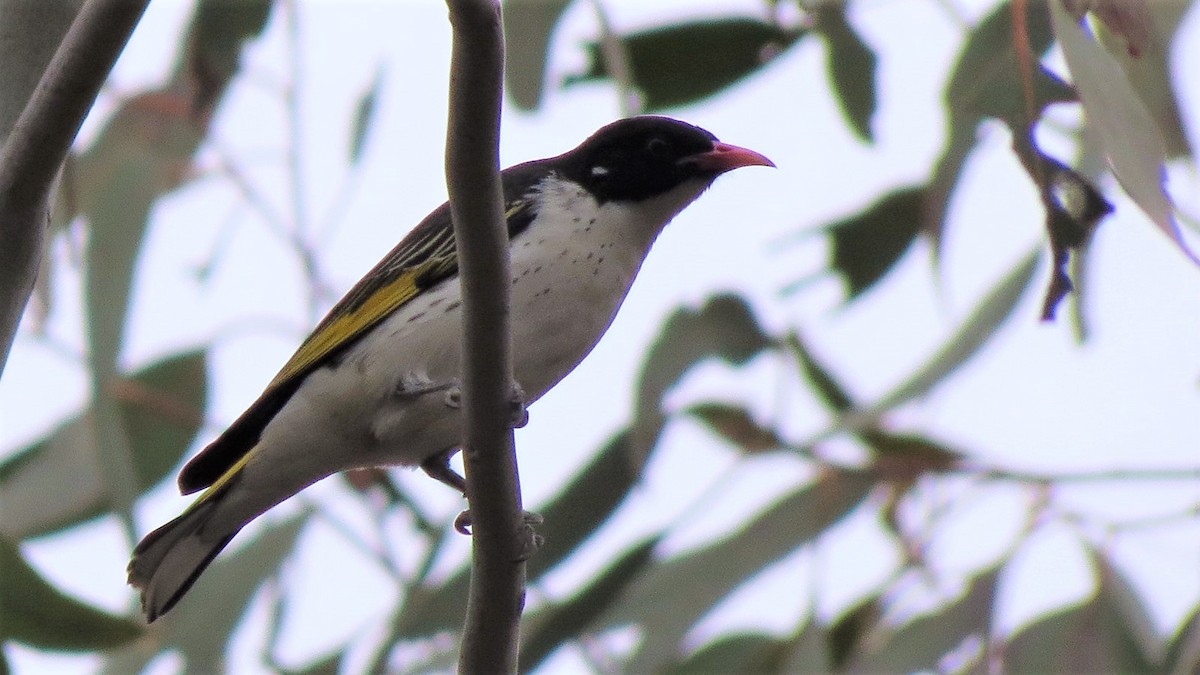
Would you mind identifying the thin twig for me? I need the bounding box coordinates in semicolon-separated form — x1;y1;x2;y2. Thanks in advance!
590;0;640;116
976;466;1200;483
283;0;321;323
444;1;527;672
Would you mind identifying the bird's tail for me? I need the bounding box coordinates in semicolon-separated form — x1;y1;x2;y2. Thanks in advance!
127;491;240;622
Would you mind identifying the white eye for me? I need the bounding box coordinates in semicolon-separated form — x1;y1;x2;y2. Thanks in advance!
591;165;610;177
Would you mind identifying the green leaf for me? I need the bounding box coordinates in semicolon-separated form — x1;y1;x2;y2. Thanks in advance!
853;565;1001;672
503;0;574;109
1096;0;1194;158
869;247;1040;416
1165;603;1200;674
1050;0;1199;265
812;185;925;301
520;537;661;671
120;350;209;489
595;470;874;672
348;65;384;166
665;633;786;674
0;536;142;651
778;621;832;672
944;1;1070;125
786;332;854;413
0;350;208;539
828;597;881;669
632;294;774;462
1003;550;1162;671
185;0;274;118
287;648;345;675
782;329;859;413
814;5;877;143
862;431;963;479
565;18;805;111
684;402;784;454
926;0;1074;253
397;430;645;638
526;431;647;580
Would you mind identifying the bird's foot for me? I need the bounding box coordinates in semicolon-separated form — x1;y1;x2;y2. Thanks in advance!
438;381;528;429
454;507;545;553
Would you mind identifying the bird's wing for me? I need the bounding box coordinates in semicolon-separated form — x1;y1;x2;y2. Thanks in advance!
177;195;538;494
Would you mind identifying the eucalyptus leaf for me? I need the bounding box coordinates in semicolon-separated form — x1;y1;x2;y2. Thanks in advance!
504;0;574;109
926;0;1074;254
808;185;925;301
632;294;774;461
1050;0;1199;265
349;66;384;166
814;5;877;143
1165;604;1200;673
828;597;881;670
868;247;1040;417
0;536;142;651
852;565;1001;672
786;332;855;413
1003;550;1163;672
1096;0;1194;158
665;633;786;674
684;402;784;454
595;470;874;672
0;350;207;539
565;18;804;111
520;537;660;671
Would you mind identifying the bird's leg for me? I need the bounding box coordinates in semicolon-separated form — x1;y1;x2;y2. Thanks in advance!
419;450;542;537
419;447;466;494
418;383;539;538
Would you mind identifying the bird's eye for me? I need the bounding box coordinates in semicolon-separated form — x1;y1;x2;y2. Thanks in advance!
646;137;669;156
591;165;610;178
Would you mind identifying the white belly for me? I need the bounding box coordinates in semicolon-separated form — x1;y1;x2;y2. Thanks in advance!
258;175;709;471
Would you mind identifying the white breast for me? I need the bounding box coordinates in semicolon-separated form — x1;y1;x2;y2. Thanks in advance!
270;173;712;468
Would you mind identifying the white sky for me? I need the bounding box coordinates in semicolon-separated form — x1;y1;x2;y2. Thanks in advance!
3;0;1199;672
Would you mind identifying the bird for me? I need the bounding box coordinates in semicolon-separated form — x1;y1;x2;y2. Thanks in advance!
127;115;773;621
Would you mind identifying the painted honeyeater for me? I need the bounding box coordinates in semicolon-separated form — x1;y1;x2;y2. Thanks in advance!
127;115;773;621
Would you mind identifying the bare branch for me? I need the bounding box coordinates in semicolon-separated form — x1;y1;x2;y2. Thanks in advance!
444;0;527;671
0;0;149;376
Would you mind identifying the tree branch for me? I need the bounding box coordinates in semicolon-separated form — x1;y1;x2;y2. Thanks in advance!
0;0;149;377
444;1;527;672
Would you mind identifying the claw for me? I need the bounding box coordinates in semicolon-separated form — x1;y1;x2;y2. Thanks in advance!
435;381;528;427
453;509;544;537
508;383;529;429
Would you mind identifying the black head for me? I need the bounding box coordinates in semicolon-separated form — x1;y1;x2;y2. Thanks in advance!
552;116;773;204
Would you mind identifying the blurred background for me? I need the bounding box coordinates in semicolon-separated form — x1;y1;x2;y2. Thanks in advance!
2;0;1198;672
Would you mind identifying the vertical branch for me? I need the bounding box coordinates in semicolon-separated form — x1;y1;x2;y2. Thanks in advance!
444;0;526;672
0;0;149;377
